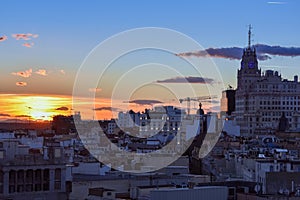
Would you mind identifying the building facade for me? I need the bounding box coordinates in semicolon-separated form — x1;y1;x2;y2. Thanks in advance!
0;139;68;200
221;89;236;116
234;28;300;136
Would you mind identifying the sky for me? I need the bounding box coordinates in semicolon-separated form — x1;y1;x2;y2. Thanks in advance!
1;0;300;121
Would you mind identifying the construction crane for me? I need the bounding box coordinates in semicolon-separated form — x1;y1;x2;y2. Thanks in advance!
179;95;218;115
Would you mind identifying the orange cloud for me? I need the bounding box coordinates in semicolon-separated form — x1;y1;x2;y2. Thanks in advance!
22;42;34;48
0;35;8;42
12;33;38;40
35;69;47;76
16;82;27;87
88;88;102;93
60;69;65;75
12;68;32;78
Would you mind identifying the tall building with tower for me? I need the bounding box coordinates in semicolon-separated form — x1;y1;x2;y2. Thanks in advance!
234;26;300;136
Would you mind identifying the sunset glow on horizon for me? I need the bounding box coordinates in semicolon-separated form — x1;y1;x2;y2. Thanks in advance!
0;94;72;121
0;93;218;122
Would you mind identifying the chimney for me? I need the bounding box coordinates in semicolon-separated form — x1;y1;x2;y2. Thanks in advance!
294;75;298;82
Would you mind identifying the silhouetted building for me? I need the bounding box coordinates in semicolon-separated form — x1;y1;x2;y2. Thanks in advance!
221;89;236;116
52;112;81;134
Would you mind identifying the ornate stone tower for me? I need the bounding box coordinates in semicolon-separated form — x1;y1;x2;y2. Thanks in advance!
237;25;261;91
235;25;262;136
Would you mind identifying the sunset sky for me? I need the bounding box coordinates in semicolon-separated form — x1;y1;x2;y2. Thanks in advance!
1;0;300;121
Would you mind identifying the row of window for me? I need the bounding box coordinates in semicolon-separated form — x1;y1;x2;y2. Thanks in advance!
260;101;300;105
0;168;62;194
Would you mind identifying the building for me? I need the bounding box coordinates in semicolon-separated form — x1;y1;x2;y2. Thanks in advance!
234;27;300;136
255;159;300;194
150;186;228;200
0;139;68;200
117;110;140;128
221;89;236;116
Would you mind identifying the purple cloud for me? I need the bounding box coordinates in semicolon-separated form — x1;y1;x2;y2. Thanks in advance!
124;99;163;105
176;44;300;61
93;106;120;112
157;76;214;84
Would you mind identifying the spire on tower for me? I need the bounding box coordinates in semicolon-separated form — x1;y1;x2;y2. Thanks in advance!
248;24;252;48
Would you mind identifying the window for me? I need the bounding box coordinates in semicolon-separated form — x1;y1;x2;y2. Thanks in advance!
43;169;50;191
0;170;3;194
54;169;61;190
0;151;4;159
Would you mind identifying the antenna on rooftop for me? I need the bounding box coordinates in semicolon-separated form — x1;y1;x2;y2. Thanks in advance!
248;24;252;48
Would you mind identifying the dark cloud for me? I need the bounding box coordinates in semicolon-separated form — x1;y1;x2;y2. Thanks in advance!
0;113;11;117
124;99;163;105
157;76;214;84
175;44;300;61
15;114;31;118
255;44;300;58
176;47;242;60
93;107;120;112
55;106;69;111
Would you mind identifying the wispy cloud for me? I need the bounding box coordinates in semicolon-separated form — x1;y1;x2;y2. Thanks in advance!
124;99;163;105
22;42;34;48
16;82;27;87
35;69;47;76
0;35;8;42
12;68;32;78
93;106;120;112
267;1;287;4
157;76;214;84
12;33;38;40
88;88;102;93
55;106;69;111
176;44;300;61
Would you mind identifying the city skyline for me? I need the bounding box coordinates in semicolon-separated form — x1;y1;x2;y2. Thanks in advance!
1;0;300;121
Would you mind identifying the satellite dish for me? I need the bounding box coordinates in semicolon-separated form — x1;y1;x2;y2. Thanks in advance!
254;184;261;193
